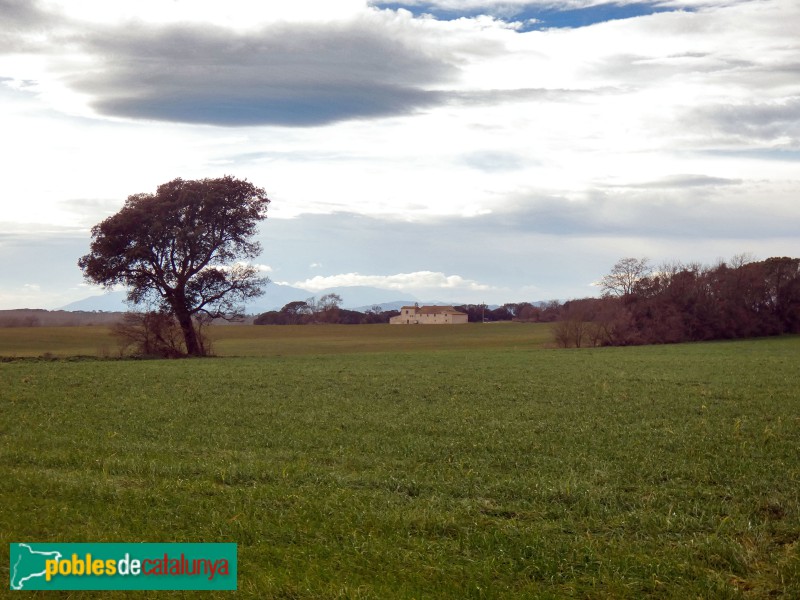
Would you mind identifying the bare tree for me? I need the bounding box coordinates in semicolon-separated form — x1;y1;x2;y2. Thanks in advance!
599;257;651;297
318;293;343;311
112;312;188;358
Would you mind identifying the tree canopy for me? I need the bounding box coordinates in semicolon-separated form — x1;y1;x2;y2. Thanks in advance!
78;176;270;356
552;256;800;347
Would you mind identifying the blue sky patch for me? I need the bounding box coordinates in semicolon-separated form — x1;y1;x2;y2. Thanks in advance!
373;2;681;31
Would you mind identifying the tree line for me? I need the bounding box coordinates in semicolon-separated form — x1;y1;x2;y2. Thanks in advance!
253;294;561;325
454;302;564;323
552;256;800;347
254;294;400;325
0;310;124;328
254;300;567;325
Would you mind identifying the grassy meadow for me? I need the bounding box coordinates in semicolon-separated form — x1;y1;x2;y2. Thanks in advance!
1;324;799;598
0;322;552;358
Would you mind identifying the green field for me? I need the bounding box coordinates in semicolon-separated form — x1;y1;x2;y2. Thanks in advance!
0;322;552;358
1;325;799;598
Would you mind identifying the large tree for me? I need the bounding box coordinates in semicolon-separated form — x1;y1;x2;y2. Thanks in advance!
79;176;270;356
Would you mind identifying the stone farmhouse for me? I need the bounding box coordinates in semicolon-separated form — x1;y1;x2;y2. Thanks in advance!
389;304;469;325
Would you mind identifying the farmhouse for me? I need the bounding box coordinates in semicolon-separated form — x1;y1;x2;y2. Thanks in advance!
389;304;468;325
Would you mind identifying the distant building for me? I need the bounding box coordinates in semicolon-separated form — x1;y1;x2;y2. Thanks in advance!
389;304;468;325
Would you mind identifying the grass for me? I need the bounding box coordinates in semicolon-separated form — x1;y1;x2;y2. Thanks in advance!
1;326;798;598
208;322;553;356
0;322;553;358
0;326;118;358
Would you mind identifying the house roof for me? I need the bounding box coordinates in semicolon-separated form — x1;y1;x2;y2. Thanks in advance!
401;305;466;315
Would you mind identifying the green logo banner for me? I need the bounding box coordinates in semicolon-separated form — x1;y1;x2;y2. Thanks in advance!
9;543;237;590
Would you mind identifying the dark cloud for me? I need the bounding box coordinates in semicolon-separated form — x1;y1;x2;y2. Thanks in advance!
0;0;55;52
448;87;593;105
590;52;759;87
688;99;800;147
0;0;49;28
483;189;799;239
610;175;743;189
68;20;456;127
93;84;443;127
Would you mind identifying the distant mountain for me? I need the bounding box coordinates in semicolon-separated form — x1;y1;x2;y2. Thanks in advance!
352;300;415;312
60;285;311;314
244;284;317;314
60;284;423;314
310;286;418;310
60;291;129;312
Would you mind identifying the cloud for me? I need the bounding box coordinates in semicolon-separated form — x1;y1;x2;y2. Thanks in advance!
214;261;273;274
57;198;125;225
458;150;526;172
371;1;598;17
262;194;800;290
0;0;48;27
686;99;800;148
3;3;493;127
3;1;594;128
65;13;462;127
288;271;493;292
447;87;595;106
481;181;800;239
0;0;56;51
7;0;797;134
252;263;273;274
608;175;743;189
41;0;370;28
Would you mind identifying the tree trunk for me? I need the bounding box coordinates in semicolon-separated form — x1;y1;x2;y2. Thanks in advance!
175;308;202;356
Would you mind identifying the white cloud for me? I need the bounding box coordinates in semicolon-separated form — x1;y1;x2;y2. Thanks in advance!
216;262;273;273
287;271;493;292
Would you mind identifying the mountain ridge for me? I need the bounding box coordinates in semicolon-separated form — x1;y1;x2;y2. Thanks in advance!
59;284;424;314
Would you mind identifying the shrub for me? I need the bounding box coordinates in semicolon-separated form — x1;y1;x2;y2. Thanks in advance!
111;312;211;358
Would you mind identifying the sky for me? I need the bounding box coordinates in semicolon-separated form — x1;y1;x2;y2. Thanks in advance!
0;0;798;309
